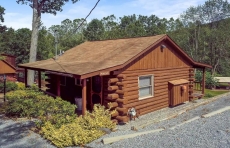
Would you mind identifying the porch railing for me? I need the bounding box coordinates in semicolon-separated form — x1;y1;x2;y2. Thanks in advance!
194;81;202;91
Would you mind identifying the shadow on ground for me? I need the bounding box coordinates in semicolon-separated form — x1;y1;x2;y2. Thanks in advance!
0;115;54;148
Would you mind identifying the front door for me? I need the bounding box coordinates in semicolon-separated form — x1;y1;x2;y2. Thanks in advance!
86;75;103;111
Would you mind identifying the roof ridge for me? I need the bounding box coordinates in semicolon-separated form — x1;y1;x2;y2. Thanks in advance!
87;34;167;42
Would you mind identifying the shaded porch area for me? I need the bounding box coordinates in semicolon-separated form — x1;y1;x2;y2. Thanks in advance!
189;67;206;100
22;68;108;116
22;69;88;115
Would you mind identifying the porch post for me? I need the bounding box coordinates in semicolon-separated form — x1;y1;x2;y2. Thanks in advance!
38;71;41;89
202;68;205;95
56;75;60;96
82;79;87;115
24;68;28;87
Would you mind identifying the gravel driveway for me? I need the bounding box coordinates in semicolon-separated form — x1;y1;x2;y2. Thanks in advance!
87;95;230;148
0;94;229;148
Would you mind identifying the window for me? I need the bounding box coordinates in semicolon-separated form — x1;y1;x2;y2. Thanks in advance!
75;78;82;86
138;75;153;99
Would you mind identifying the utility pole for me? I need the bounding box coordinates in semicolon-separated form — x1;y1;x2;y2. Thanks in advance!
54;30;58;60
3;74;6;102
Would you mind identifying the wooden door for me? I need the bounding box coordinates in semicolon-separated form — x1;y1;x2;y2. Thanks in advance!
88;75;103;110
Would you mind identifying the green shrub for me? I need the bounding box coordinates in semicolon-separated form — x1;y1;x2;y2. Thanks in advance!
5;88;116;147
40;104;116;147
205;72;219;89
5;89;76;127
16;82;26;90
195;71;219;89
205;93;214;98
0;81;18;93
195;70;202;82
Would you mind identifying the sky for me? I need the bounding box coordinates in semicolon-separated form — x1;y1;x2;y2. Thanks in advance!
0;0;208;30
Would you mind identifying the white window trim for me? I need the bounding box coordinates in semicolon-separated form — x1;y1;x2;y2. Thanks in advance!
138;75;154;100
75;78;82;86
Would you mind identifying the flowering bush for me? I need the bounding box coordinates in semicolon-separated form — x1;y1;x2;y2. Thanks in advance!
5;87;116;147
40;104;116;147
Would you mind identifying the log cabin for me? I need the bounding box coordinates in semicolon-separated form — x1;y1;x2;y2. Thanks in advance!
0;54;16;78
18;34;211;123
0;54;25;81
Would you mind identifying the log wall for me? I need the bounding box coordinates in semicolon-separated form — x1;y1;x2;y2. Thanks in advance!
106;67;191;123
102;42;197;123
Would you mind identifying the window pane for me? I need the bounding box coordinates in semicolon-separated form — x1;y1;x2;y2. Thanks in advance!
139;86;152;97
139;76;151;87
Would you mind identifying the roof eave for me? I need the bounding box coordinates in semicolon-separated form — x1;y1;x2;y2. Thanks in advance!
193;62;212;68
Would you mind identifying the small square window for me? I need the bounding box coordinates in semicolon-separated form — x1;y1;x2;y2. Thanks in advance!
75;78;82;86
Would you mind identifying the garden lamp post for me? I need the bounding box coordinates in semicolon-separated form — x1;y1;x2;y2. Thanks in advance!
3;74;6;102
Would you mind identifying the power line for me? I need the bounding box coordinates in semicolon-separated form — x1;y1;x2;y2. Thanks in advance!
50;0;100;74
73;0;100;33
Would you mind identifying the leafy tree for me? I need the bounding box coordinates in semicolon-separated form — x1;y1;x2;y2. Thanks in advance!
37;26;55;60
48;18;85;52
84;19;104;41
14;28;31;64
0;5;6;33
0;28;16;55
16;0;80;86
171;0;230;76
101;15;120;39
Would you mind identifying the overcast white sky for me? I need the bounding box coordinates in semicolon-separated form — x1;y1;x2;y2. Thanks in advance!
1;0;207;30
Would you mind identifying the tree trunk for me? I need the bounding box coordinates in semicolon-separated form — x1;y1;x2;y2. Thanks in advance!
27;0;41;86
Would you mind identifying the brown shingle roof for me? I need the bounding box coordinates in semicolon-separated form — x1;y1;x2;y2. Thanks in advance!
18;34;211;78
19;34;166;74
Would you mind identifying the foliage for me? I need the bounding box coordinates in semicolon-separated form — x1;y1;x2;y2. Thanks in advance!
5;88;76;128
195;70;203;82
205;71;219;89
195;71;219;89
48;18;85;52
0;81;18;93
16;0;80;86
84;19;105;41
4;86;116;147
40;104;116;147
0;55;5;60
204;92;214;98
0;5;6;33
16;82;26;90
0;5;5;23
204;89;229;98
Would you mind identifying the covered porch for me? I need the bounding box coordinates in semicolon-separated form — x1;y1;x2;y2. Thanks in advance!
22;68;110;115
23;68;88;115
189;67;206;100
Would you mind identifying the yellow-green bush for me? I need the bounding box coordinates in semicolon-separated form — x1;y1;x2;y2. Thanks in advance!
5;89;76;127
40;104;116;147
5;87;116;147
16;82;26;90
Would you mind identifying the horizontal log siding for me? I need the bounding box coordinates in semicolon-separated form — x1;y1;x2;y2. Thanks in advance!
103;75;116;106
119;67;190;115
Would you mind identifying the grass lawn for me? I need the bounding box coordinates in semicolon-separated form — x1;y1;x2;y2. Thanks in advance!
204;89;229;99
